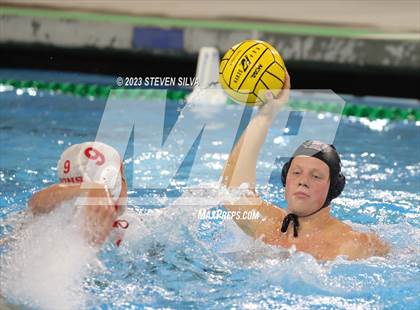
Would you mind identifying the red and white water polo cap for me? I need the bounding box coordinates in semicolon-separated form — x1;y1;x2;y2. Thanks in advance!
57;141;122;201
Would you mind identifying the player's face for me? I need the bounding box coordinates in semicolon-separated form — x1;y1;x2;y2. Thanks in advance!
285;156;330;216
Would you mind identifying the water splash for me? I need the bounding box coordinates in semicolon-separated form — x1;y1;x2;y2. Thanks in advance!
0;200;98;310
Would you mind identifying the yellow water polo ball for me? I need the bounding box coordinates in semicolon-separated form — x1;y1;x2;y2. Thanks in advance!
219;40;287;105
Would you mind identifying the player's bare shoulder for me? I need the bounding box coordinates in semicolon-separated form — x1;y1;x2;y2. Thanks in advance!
320;220;359;256
333;223;389;260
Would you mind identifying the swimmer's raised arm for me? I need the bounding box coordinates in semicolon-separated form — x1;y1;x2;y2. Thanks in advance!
221;72;290;190
29;174;127;216
220;73;290;237
29;183;87;215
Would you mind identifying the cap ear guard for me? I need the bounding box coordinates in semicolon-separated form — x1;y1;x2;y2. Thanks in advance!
98;165;122;200
281;159;292;187
330;173;346;200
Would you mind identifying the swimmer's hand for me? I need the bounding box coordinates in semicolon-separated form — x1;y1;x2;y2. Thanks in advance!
82;186;119;246
260;71;291;117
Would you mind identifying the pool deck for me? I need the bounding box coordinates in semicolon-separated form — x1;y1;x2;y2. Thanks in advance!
0;1;419;69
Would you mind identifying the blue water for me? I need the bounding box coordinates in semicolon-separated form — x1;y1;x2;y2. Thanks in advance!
0;71;419;310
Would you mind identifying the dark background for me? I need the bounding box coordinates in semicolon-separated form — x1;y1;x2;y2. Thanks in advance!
1;43;419;99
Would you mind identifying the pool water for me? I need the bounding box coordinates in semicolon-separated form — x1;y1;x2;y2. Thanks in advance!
0;71;419;310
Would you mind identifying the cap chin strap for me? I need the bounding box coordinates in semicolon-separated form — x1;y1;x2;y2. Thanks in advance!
280;204;328;238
